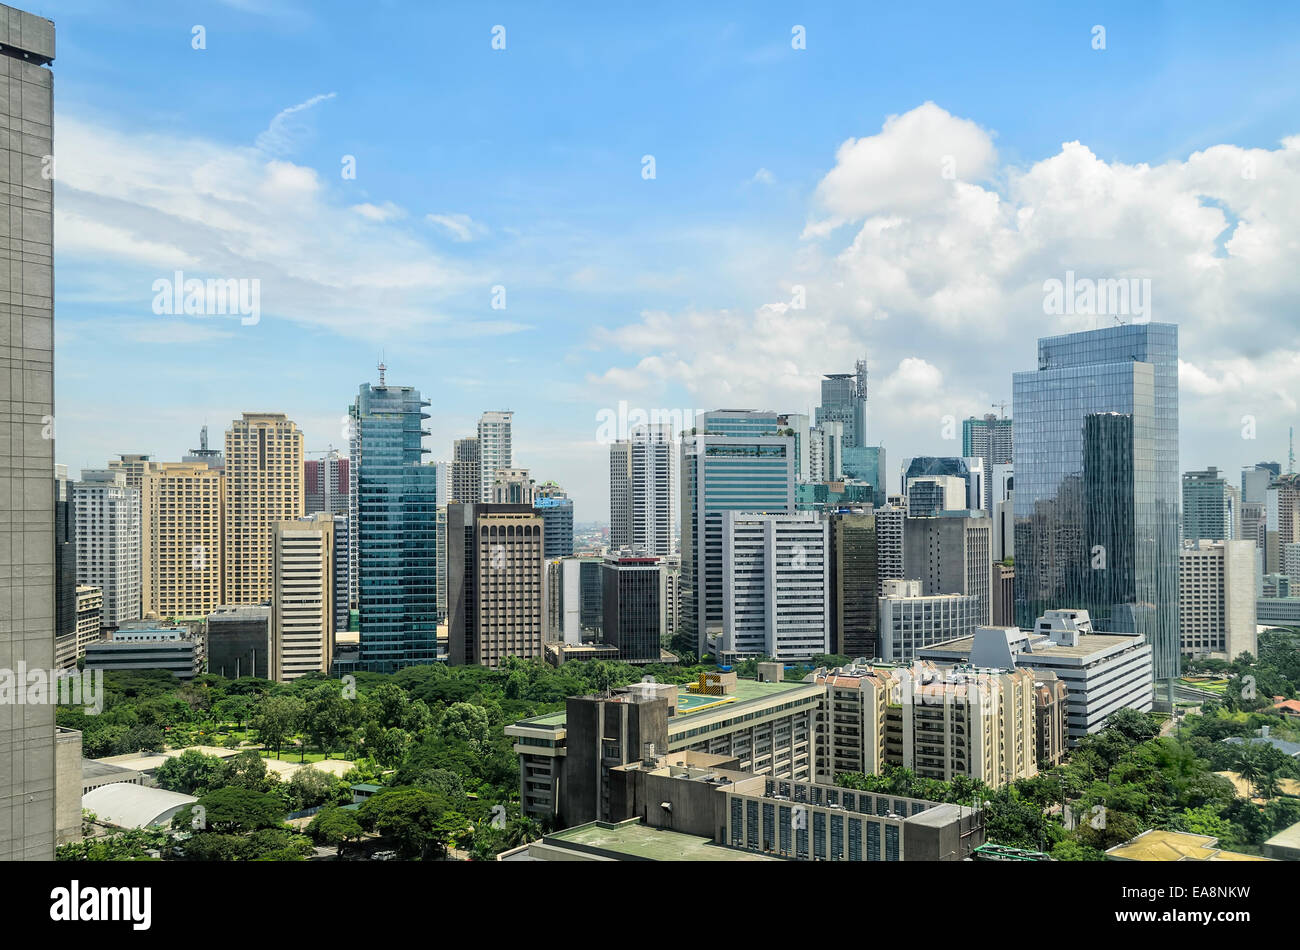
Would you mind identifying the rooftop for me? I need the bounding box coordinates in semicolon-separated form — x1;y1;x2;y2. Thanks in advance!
1106;829;1272;862
545;820;780;861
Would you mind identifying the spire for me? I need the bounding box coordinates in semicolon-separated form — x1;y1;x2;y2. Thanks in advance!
377;353;387;387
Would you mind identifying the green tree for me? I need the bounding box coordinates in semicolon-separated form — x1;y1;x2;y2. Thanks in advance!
307;805;365;855
176;787;286;835
153;749;227;795
252;693;305;759
357;787;452;860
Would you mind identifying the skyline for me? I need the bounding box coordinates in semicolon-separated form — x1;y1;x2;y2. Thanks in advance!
50;1;1300;525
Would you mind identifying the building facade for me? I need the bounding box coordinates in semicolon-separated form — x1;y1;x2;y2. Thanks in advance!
878;581;981;662
1183;467;1237;541
271;513;336;681
74;469;142;628
141;462;225;620
610;423;674;557
477;410;513;503
1179;539;1257;661
601;554;663;662
827;511;879;659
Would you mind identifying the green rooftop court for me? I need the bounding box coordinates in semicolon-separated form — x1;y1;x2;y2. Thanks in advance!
510;678;812;730
546;820;779;861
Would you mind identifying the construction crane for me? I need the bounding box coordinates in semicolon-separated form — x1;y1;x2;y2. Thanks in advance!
991;402;1009;420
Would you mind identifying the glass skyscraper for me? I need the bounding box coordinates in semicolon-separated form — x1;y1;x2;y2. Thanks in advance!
350;381;439;673
814;360;868;448
1012;323;1180;686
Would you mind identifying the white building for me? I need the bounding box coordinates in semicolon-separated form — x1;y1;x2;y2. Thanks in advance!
877;580;981;662
73;469;142;628
1180;539;1257;661
271;513;335;681
875;505;906;591
919;609;1154;744
808;422;844;483
720;512;828;660
477;410;514;503
610;423;674;557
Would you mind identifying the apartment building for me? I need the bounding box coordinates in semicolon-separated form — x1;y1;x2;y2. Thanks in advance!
73;469;141;628
1179;539;1258;661
141;462;225;619
271;513;335;681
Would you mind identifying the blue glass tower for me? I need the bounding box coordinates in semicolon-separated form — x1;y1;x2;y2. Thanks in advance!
535;494;574;558
1012;323;1179;687
350;380;439;673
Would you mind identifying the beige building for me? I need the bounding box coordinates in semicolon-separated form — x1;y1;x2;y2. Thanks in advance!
142;462;225;619
75;585;104;656
809;661;1038;789
491;467;535;504
224;412;304;605
108;452;155;493
271;513;335;681
448;504;546;667
1179;539;1258;661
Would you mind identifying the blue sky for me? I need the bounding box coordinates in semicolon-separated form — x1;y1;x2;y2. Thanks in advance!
51;0;1300;518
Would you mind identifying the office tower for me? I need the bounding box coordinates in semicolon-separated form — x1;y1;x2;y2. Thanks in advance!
991;464;1014;562
223;412;304;605
808;422;844;482
1265;473;1300;574
1241;463;1273;506
905;475;966;516
579;556;604;632
875;505;906;591
328;514;350;634
431;460;450;505
1012;323;1180;689
435;506;447;622
877;580;980;662
719;512;828;661
1239;501;1267;551
992;563;1015;626
963;413;1014;510
601;554;663;662
815;360;868;448
447;503;545;667
903;513;993;624
1183;467;1236;540
826;511;879;659
661;554;680;644
535;481;574;558
53;465;76;651
350;379;439;672
305;449;349;516
902;456;985;511
271;513;335;681
680;430;796;656
1179;540;1257;661
450;436;480;504
75;586;103;658
491;467;535;504
206;605;271;679
547;558;583;644
700;408;782;438
841;444;886;507
74;469;142;628
0;7;56;859
477;410;513;502
141;463;225;619
182;425;224;472
609;423;673;557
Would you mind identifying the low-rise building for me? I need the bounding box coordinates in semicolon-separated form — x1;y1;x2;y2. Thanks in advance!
83;638;200;680
878;580;980;662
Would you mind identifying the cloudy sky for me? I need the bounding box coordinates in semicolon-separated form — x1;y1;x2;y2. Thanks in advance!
51;1;1300;521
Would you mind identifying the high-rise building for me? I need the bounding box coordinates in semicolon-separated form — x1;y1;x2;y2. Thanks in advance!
719;512;828;661
874;505;906;591
206;604;270;679
1179;539;1257;661
74;469;142;628
477;410;513;502
271;513;335;681
75;586;103;659
680;430;796;656
815;360;868;448
108;453;155;494
903;513;993;624
1183;467;1236;541
491;467;535;504
601;554;663;662
1241;463;1273;506
305;450;349;516
826;511;879;659
1012;323;1180;690
902;456;985;511
350;379;439;672
905;475;966;516
53;465;76;652
223;412;304;605
450;436;480;504
963;413;1014;510
1265;473;1300;575
841;444;887;507
142;462;225;620
182;425;224;472
661;554;681;646
534;481;574;558
447;503;545;667
609;423;673;557
808;421;844;483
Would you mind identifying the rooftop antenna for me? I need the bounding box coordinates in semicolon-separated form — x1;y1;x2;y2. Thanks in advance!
377;353;387;387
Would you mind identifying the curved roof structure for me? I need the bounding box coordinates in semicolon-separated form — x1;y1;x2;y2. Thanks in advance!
82;782;196;829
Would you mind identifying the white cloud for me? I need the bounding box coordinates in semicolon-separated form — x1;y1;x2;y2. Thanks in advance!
255;92;336;155
350;201;406;222
751;167;775;185
426;212;488;242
